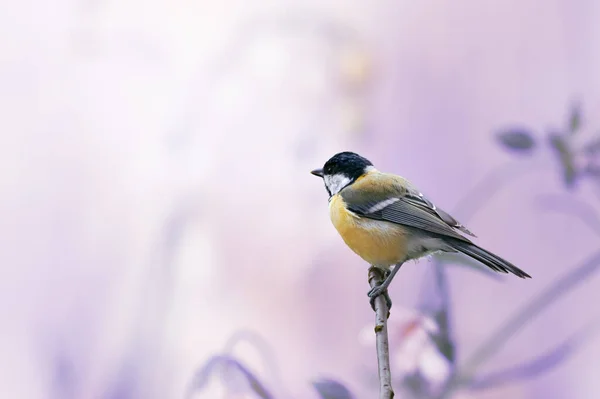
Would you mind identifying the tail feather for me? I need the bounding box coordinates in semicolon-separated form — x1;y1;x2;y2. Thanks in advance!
447;240;531;279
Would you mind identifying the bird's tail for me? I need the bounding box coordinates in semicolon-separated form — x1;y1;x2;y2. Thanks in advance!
447;239;531;279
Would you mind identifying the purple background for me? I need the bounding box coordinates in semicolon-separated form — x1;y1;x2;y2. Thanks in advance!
2;1;600;398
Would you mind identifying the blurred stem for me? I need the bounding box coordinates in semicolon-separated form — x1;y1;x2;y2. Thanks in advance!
368;267;395;399
223;330;285;395
451;248;600;390
468;318;600;391
430;157;569;398
185;355;273;399
430;161;539;369
423;260;456;366
434;262;450;336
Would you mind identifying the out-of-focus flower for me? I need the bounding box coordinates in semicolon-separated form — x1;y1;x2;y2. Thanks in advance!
359;307;452;393
338;45;371;90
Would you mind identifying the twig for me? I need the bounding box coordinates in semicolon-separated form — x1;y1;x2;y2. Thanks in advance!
368;267;395;399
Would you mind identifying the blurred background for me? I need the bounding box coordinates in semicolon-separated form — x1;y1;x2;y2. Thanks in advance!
2;1;600;398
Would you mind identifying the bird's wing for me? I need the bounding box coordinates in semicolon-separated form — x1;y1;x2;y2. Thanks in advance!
401;189;476;237
340;173;475;242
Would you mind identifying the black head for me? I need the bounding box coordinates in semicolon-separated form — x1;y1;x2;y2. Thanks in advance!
310;151;374;196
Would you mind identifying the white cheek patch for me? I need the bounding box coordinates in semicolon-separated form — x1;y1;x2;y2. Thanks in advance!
324;173;351;196
367;197;400;213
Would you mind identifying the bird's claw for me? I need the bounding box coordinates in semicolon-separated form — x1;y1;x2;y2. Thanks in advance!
368;286;392;313
368;284;385;298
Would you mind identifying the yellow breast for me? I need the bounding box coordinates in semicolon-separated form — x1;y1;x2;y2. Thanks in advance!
329;195;408;268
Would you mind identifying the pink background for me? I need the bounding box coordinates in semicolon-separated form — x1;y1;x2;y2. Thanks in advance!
2;1;600;398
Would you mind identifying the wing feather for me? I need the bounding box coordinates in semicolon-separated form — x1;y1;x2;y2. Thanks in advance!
340;173;474;242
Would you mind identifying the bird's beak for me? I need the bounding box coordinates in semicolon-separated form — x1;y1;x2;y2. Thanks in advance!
310;168;324;177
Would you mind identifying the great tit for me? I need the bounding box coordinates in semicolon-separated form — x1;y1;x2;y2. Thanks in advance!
311;151;531;309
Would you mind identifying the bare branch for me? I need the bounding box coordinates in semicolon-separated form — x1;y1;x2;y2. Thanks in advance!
368;267;395;399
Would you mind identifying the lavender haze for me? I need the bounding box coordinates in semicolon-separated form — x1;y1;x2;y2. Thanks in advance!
1;1;600;398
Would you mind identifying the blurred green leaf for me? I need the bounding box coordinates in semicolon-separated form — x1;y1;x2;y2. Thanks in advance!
548;134;578;188
312;378;354;399
568;103;582;133
496;129;536;153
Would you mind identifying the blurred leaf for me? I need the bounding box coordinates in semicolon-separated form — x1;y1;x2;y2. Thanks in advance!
186;355;273;399
223;330;283;394
435;253;503;280
548;133;578;188
568;103;582;133
454;248;600;387
469;318;600;391
312;378;354;399
496;129;536;153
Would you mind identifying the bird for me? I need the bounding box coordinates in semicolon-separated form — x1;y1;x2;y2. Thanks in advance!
310;151;531;310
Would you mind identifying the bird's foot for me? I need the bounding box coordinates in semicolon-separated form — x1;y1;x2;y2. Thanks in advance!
368;285;392;312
